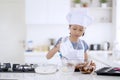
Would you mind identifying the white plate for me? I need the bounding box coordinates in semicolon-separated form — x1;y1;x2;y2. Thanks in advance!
35;64;58;74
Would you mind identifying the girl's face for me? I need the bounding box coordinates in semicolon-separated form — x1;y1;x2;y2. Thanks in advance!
69;25;85;38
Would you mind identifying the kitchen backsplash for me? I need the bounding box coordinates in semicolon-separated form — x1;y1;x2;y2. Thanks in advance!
26;23;113;52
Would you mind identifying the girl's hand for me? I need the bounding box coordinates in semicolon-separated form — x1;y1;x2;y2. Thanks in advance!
75;61;96;74
89;61;96;69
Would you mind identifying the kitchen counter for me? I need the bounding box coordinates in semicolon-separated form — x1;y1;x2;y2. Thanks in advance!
24;51;113;65
0;71;120;80
24;51;120;69
88;52;120;67
1;51;120;80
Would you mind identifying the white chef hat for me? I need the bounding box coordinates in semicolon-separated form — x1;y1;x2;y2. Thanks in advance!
66;8;93;28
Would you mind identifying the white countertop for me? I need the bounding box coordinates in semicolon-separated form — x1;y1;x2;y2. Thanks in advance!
0;71;120;80
1;51;120;80
88;52;120;67
24;51;120;69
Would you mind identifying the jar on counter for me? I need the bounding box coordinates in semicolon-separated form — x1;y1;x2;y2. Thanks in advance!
103;41;110;50
26;40;34;52
49;38;55;50
89;44;101;50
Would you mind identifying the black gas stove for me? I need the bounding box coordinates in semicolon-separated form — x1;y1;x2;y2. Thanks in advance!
0;63;35;73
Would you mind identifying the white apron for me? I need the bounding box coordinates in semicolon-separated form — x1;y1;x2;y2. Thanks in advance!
60;37;85;65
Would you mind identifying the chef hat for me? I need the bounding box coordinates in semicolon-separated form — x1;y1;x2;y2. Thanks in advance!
66;8;93;28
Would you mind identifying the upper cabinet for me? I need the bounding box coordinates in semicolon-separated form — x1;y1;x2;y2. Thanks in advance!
25;0;47;24
25;0;71;24
115;0;120;28
25;0;113;24
71;0;113;23
112;0;120;40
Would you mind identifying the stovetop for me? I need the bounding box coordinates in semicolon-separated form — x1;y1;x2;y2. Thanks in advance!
0;63;35;73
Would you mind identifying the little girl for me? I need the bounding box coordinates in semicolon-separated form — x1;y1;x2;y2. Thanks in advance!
46;8;95;72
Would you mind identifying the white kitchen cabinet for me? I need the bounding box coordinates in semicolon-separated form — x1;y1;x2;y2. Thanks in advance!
112;0;120;40
90;8;112;23
25;0;71;24
71;7;112;23
25;0;48;24
47;0;71;24
71;0;113;23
